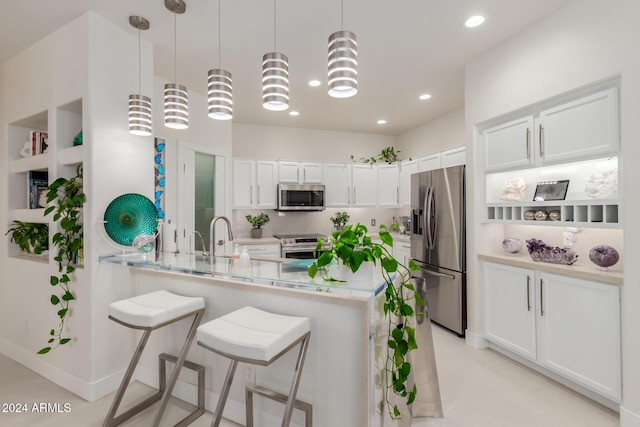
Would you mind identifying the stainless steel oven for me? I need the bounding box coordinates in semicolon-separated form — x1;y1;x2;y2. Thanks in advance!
275;234;331;259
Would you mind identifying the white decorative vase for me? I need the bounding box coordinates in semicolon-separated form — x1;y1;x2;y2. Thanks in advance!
339;261;373;282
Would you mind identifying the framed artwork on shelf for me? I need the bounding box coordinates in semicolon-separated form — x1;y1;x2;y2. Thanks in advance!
533;180;569;201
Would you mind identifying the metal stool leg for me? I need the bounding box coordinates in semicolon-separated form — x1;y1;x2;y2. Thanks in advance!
212;359;238;427
281;335;310;427
103;329;157;427
151;310;204;427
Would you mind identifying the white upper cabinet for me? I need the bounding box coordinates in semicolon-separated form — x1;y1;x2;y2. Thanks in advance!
399;160;419;206
232;159;277;209
278;161;323;184
351;164;377;206
377;164;400;207
484;88;619;172
441;146;466;167
324;163;352;207
255;161;278;208
537;88;619;165
484;116;535;171
419;153;442;172
232;159;256;208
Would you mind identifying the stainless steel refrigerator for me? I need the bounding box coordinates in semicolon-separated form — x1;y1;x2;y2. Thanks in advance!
410;165;466;336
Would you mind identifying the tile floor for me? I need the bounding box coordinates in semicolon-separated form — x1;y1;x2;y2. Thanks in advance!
0;324;619;426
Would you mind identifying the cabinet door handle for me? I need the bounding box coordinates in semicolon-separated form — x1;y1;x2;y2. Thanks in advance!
526;128;531;159
539;124;545;157
347;187;350;204
250;185;253;205
526;275;531;311
257;185;260;205
297;169;300;183
304;169;306;182
540;278;544;316
354;187;357;204
397;186;399;204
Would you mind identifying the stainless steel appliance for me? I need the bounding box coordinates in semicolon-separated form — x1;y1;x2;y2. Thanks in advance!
411;165;466;336
274;233;331;259
277;184;325;211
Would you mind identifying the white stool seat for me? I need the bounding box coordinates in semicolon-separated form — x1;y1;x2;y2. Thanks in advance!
197;306;310;362
109;290;205;329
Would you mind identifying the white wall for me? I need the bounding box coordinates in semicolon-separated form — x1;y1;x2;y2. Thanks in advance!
396;108;465;160
465;0;640;423
232;122;396;162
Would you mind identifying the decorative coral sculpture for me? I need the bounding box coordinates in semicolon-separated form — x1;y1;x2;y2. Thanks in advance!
526;238;578;265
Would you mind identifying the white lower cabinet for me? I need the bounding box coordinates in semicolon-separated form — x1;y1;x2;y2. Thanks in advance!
393;240;411;266
241;243;281;259
483;262;621;401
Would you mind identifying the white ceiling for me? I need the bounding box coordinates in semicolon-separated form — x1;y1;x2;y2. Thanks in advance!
1;0;571;135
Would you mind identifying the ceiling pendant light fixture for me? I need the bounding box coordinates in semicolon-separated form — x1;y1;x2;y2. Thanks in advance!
128;16;152;136
164;0;189;129
328;0;358;98
207;0;232;120
262;0;289;111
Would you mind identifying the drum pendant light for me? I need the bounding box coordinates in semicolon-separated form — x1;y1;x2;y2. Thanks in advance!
328;0;358;98
262;0;289;111
208;0;233;120
164;0;189;129
128;16;152;136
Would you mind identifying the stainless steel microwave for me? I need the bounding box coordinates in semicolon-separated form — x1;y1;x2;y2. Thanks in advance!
277;184;325;211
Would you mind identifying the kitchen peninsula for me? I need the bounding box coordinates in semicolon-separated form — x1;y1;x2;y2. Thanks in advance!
98;252;418;426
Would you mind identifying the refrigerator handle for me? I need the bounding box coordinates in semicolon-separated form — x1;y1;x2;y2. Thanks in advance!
413;268;456;280
426;186;436;250
423;186;430;247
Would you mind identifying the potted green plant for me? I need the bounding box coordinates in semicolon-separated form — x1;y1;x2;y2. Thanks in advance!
330;211;350;230
350;146;405;164
39;165;85;354
245;213;270;238
5;220;49;255
307;223;423;419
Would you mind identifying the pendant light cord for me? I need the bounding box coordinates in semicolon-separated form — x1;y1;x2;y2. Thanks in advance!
341;0;344;30
137;28;142;94
218;0;222;67
173;12;177;82
273;0;277;51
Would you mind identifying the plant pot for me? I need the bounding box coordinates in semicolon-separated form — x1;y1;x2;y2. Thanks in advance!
251;228;262;239
339;261;373;282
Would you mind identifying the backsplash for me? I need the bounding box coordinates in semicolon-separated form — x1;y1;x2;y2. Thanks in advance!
232;208;402;238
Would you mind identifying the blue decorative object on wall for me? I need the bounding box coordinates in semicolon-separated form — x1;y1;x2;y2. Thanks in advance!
154;137;166;219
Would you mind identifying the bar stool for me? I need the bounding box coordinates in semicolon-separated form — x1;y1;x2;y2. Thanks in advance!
197;306;312;427
104;290;205;427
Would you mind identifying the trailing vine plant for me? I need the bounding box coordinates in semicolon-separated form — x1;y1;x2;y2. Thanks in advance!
308;223;423;418
39;165;85;354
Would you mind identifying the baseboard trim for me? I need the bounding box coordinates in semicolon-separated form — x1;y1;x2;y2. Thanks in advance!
0;337;122;402
621;406;640;427
465;329;489;349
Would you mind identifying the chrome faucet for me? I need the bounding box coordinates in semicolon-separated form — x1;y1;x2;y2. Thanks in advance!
189;231;209;256
209;215;234;257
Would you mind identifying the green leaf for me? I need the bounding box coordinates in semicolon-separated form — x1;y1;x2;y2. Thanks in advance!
414;291;425;308
380;230;393;247
50;276;59;286
48;338;54;343
44;206;55;216
407;387;417;405
393;405;400;418
62;291;75;301
408;259;420;271
307;263;318;278
407;326;418;351
391;328;404;343
50;295;60;305
50;329;55;336
37;347;51;354
381;256;398;273
58;309;68;318
60;338;71;345
399;362;411;378
400;303;414;316
316;251;334;268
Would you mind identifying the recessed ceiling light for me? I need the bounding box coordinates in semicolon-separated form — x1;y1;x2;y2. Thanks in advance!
308;80;321;87
289;111;300;116
377;119;387;125
465;15;485;28
419;93;432;100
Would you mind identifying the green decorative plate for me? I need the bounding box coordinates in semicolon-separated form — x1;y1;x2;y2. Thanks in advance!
104;193;158;246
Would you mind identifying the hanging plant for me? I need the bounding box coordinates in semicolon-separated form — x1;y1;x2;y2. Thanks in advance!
307;223;423;418
350;146;405;164
39;165;85;354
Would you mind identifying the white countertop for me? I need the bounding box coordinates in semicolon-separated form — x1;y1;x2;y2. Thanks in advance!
478;252;623;285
